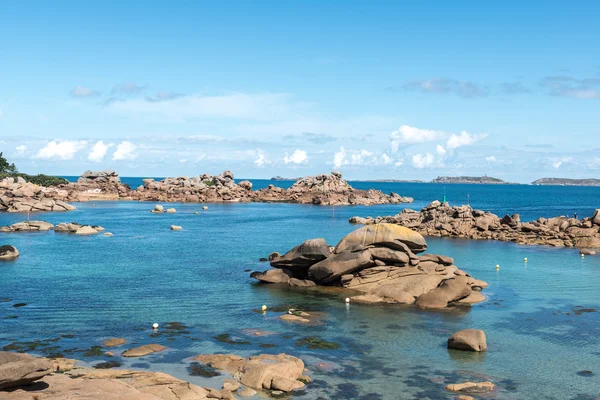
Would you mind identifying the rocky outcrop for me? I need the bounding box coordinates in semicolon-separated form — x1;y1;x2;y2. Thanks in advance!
54;223;104;235
255;171;413;206
448;329;487;352
253;224;486;309
0;220;54;232
0;352;53;390
0;245;19;260
350;201;600;249
193;353;307;393
78;170;120;185
46;170;132;202
0;177;76;212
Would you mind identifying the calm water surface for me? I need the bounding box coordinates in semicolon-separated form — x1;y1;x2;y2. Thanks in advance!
1;196;599;399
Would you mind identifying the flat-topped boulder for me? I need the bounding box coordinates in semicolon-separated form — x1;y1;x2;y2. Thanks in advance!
448;329;487;352
55;222;104;235
121;344;166;357
0;351;53;390
350;201;600;249
253;224;485;309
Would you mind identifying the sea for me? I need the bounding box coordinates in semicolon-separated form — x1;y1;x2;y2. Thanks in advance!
1;179;599;399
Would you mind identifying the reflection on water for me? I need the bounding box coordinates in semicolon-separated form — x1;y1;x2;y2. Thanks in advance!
1;201;599;399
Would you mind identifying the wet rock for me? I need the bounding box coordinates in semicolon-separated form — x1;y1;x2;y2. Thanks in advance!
270;238;331;275
251;269;292;284
170;225;182;231
75;225;101;235
416;277;473;309
238;387;257;397
308;249;374;283
0;220;54;232
0;351;53;390
122;344;166;357
448;329;487;352
0;245;19;260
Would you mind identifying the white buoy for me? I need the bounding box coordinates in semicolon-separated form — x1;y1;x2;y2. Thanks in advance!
581;253;585;258
345;297;350;303
261;305;267;311
152;323;159;330
524;257;528;262
495;264;500;270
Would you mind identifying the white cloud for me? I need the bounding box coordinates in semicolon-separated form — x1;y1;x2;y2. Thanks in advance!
436;145;447;156
35;140;87;160
88;141;109;162
15;145;27;156
283;149;308;164
390;125;447;151
70;85;100;97
333;147;396;169
254;149;270;167
178;159;187;164
107;92;295;121
112;141;137;161
588;158;600;169
446;131;488;150
485;156;497;163
552;157;573;169
0;109;3;118
411;153;437;169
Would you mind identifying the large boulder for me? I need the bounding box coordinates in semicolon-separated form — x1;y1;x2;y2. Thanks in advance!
593;209;600;226
334;223;427;254
122;344;166;357
415;276;473;309
308;249;374;283
270;238;331;274
448;329;487;352
0;352;53;390
250;268;292;284
0;245;19;261
367;246;410;265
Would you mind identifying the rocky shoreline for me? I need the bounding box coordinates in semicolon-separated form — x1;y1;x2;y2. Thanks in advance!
0;170;413;212
252;223;487;308
350;201;600;249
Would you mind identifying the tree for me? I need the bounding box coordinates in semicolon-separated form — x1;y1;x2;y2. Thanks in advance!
0;152;17;174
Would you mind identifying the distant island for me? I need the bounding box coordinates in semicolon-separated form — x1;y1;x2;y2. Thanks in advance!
431;176;513;184
354;179;426;183
532;178;600;186
270;176;299;181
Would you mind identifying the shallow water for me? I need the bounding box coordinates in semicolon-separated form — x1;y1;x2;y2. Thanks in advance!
1;200;599;399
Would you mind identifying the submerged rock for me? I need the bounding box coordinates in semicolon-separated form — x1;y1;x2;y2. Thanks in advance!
445;381;495;394
121;344;166;357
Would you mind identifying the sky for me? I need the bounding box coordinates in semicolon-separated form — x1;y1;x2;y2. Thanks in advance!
0;0;599;183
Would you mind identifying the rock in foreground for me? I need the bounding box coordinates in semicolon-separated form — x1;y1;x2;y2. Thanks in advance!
0;352;53;390
0;245;19;261
448;329;487;352
0;177;77;213
253;223;486;309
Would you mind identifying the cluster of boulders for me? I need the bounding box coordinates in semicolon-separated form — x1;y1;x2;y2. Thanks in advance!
77;170;121;185
0;351;308;399
255;171;413;206
0;177;77;213
0;221;104;235
252;223;486;309
57;171;131;202
350;201;600;249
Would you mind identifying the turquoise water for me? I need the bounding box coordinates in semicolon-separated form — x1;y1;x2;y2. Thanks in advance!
1;200;599;399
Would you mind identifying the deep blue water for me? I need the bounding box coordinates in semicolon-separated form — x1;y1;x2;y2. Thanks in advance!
1;199;599;399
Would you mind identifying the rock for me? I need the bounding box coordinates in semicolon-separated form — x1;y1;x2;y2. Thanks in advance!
288;278;317;287
75;225;100;235
445;381;495;394
334;223;428;254
0;245;19;261
50;357;78;372
279;314;311;324
222;378;240;391
350;294;387;304
166;208;176;213
0;220;54;232
308;249;374;283
270;238;331;274
103;338;127;348
250;268;292;284
0;351;53;390
448;329;487;352
580;248;596;255
456;291;486;304
238;387;257;397
593;209;600;225
368;246;410;265
122;344;166;357
153;205;164;212
370;284;416;304
415;277;473;309
203;206;209;210
170;225;182;231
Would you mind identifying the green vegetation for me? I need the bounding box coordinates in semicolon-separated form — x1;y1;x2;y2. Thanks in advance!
203;180;216;186
294;336;341;350
0;152;68;186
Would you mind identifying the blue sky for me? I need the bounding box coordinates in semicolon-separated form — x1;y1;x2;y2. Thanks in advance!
0;0;599;182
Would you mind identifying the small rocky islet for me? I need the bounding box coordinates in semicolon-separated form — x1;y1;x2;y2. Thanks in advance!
252;223;487;308
350;200;600;250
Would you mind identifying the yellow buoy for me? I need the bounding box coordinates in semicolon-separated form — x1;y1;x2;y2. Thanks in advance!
524;258;528;262
495;264;500;270
581;254;585;258
261;305;267;311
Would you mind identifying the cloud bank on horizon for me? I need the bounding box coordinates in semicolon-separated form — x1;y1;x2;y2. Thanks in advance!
0;1;599;183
